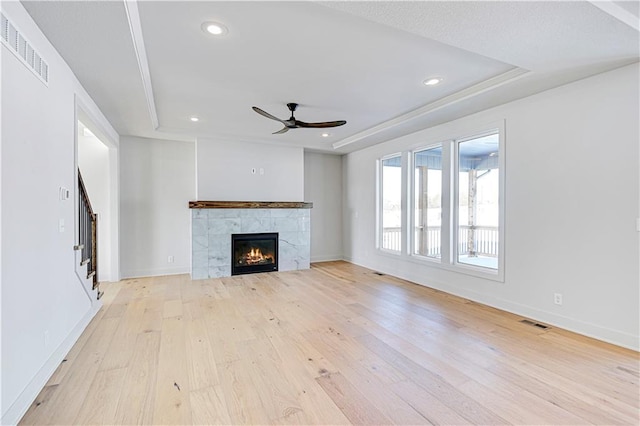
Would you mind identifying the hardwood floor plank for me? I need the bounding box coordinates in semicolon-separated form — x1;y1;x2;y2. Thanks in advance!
487;362;636;425
315;371;393;425
236;338;309;424
163;298;183;318
73;368;127;425
217;359;271;425
186;318;221;391
304;326;408;386
389;379;468;425
267;334;351;425
19;262;639;425
189;385;232;425
346;312;472;387
356;332;509;424
98;297;148;371
112;331;160;425
304;331;430;426
152;316;192;425
137;296;164;333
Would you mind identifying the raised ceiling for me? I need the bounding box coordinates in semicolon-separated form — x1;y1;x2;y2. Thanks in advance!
21;1;639;153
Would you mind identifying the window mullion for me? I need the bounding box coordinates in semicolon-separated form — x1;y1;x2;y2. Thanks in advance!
404;151;412;255
441;140;454;265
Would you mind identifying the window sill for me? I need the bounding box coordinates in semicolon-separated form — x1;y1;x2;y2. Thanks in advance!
376;249;505;283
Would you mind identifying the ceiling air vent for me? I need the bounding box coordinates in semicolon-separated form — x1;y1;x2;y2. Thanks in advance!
1;12;49;84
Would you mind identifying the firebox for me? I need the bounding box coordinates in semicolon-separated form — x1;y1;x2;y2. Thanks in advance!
231;233;278;275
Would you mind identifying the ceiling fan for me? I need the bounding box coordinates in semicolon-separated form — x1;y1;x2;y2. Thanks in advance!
252;103;346;134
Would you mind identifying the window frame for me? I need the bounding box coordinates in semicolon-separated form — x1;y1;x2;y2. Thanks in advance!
409;142;446;264
376;152;404;255
450;126;505;281
377;121;505;282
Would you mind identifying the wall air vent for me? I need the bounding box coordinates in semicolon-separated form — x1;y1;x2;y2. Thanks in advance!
1;12;49;84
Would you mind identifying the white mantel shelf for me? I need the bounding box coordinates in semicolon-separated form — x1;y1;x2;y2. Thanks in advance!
189;201;313;209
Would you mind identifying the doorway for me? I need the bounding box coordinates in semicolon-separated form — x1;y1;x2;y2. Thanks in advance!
76;116;119;282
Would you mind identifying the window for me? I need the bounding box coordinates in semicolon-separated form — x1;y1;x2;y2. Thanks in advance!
413;145;442;258
378;124;504;280
456;133;500;270
379;155;402;252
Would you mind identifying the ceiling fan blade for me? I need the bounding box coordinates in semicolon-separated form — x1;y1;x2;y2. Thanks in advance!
252;106;285;123
272;126;289;134
295;120;347;128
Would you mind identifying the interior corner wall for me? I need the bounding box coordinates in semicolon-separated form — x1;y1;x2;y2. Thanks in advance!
119;136;196;278
196;138;304;201
304;152;344;262
0;2;118;423
343;62;640;350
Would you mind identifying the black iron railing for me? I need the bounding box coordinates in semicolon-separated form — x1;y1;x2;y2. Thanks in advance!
77;170;99;295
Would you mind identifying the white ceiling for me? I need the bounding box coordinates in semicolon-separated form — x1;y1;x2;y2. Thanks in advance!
21;1;639;154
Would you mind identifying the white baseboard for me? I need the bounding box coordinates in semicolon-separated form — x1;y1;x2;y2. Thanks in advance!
1;303;101;425
311;255;344;263
426;275;639;351
120;266;190;279
346;258;639;351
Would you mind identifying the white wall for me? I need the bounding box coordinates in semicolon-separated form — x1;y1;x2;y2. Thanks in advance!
304;152;343;261
78;124;111;282
120;136;195;278
196;138;304;201
343;63;639;350
0;3;118;423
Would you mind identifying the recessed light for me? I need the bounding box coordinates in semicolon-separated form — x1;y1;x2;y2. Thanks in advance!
423;77;442;86
201;21;228;36
190;116;199;122
321;132;331;138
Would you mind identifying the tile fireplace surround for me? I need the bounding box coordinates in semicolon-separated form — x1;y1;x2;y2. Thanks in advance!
189;201;312;279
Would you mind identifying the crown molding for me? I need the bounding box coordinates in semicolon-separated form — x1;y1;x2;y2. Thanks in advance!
332;67;530;150
124;0;159;130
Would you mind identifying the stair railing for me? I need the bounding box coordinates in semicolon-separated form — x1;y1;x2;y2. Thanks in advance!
75;170;100;298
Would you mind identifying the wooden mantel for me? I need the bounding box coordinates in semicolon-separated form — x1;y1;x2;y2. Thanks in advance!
188;201;313;209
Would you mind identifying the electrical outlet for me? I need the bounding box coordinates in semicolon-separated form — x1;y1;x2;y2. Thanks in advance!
168;255;174;263
251;168;256;174
554;293;563;306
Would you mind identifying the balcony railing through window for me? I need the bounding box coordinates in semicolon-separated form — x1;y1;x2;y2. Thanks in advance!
382;225;499;258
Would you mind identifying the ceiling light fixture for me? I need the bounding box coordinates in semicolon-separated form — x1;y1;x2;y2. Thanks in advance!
423;77;442;86
321;132;331;138
202;21;228;36
190;116;199;122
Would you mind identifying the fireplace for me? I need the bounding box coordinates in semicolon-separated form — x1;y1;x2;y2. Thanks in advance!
190;202;311;279
231;232;278;275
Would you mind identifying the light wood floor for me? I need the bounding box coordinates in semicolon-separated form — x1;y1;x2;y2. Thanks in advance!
20;261;639;425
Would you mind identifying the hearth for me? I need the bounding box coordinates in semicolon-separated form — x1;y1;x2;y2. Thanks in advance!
231;232;278;275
